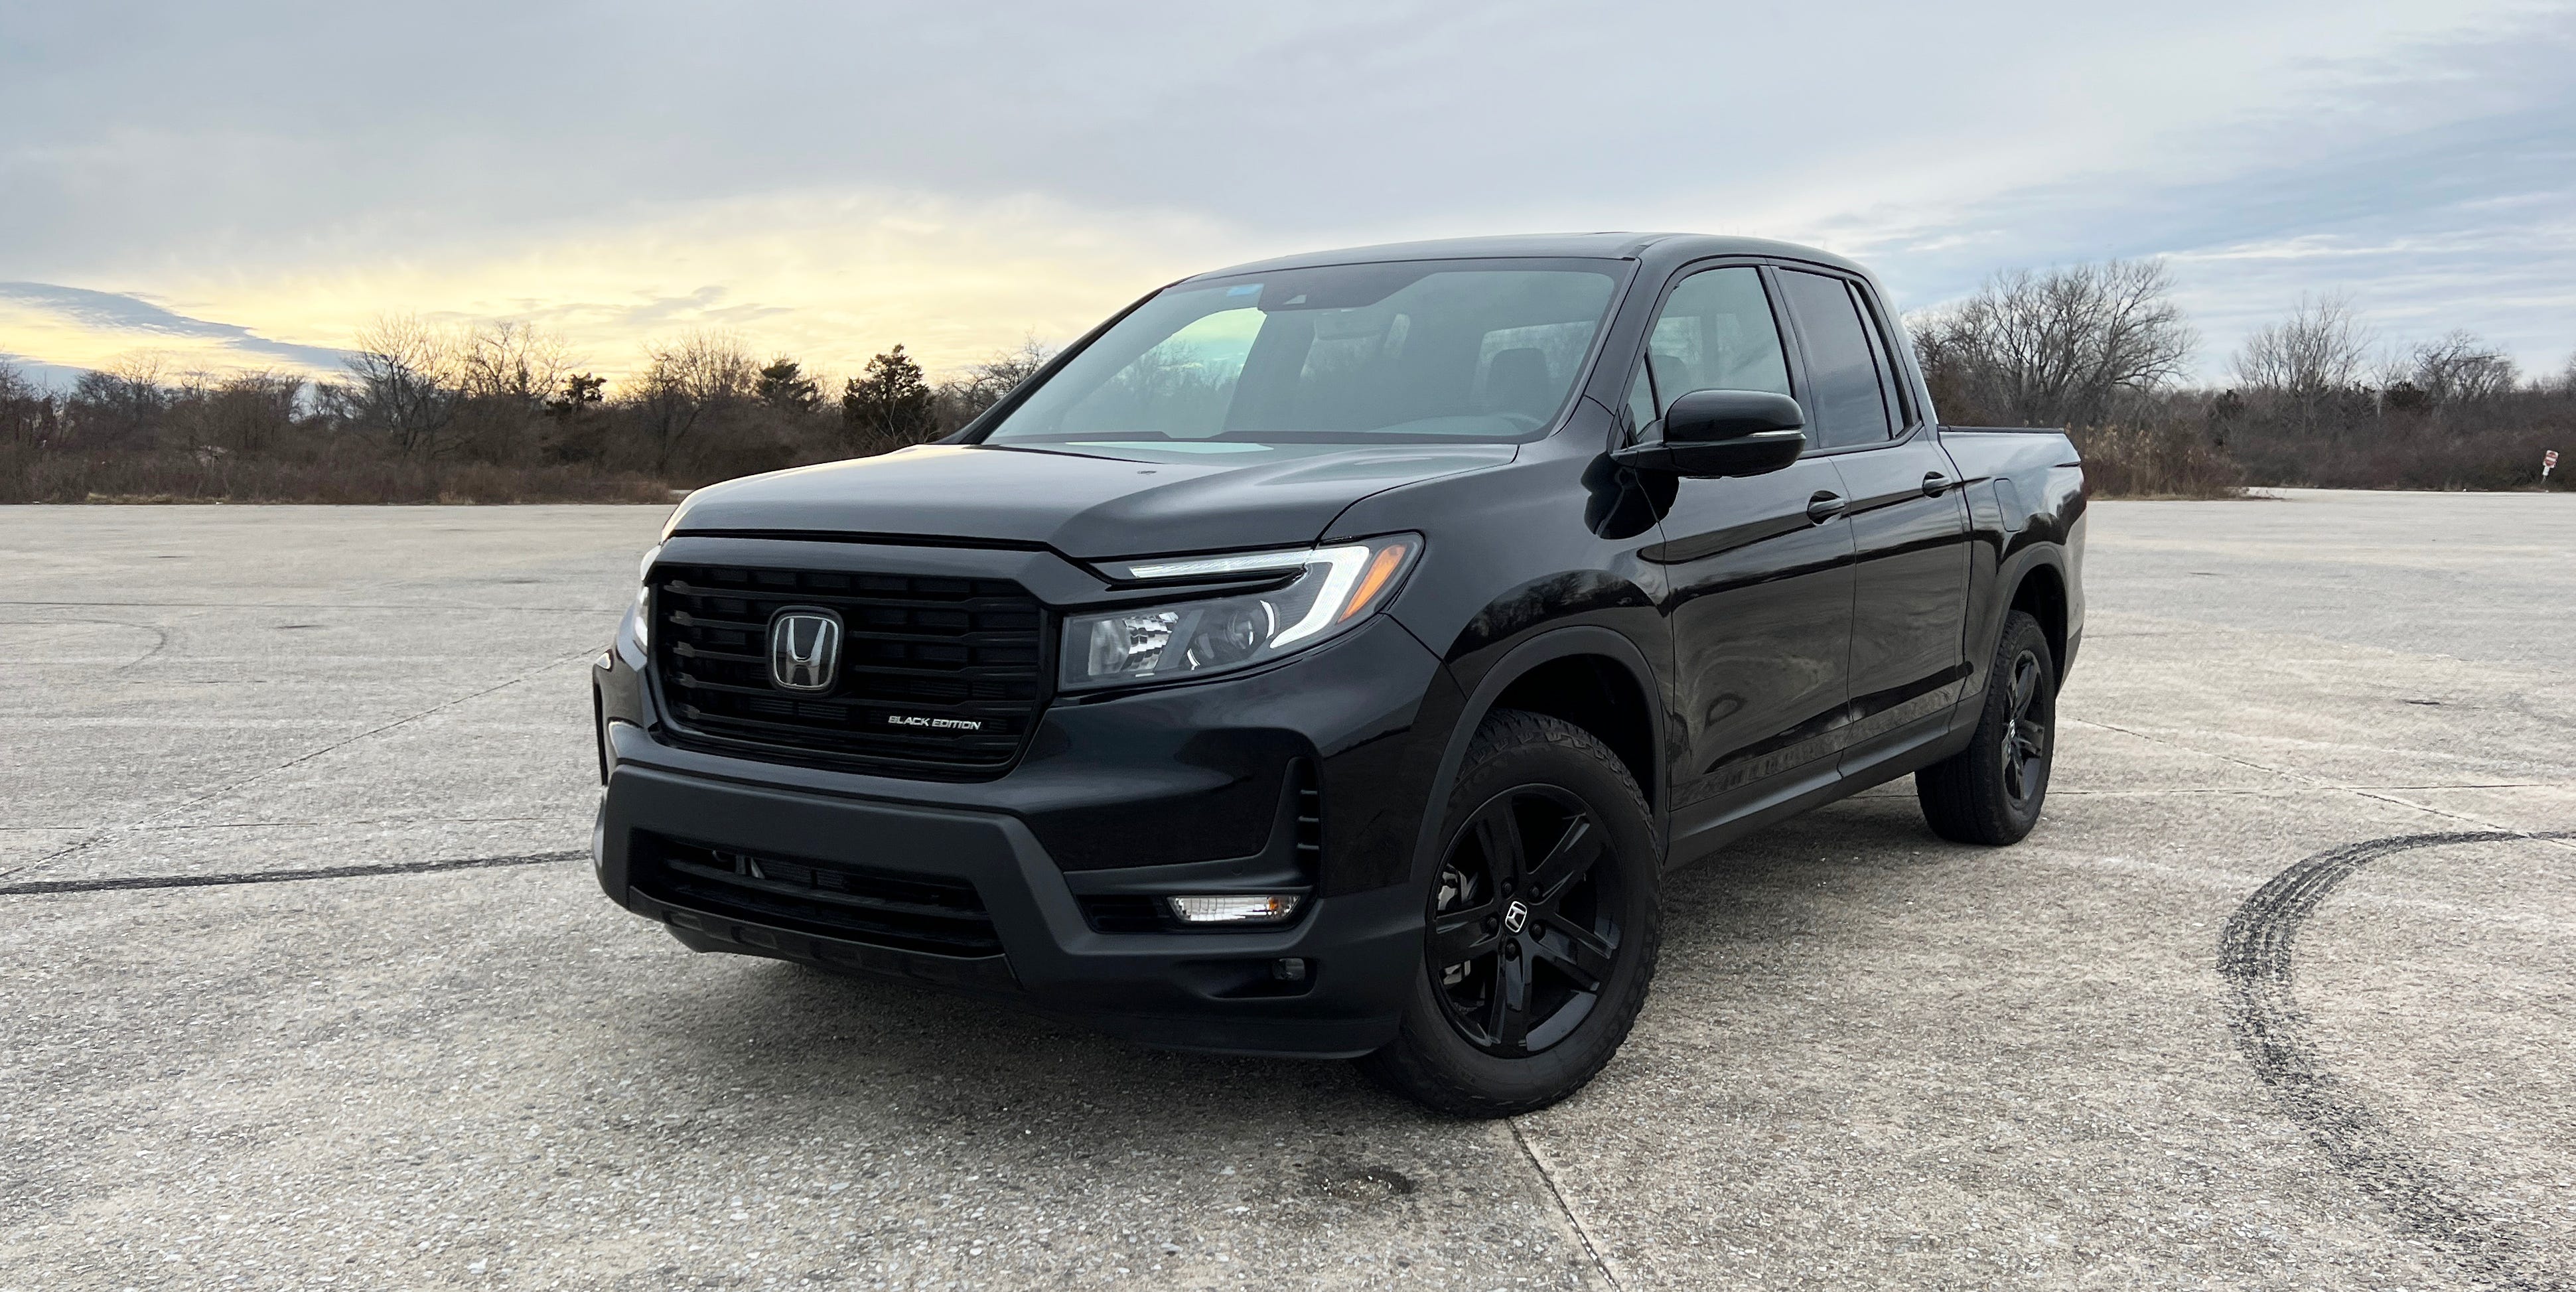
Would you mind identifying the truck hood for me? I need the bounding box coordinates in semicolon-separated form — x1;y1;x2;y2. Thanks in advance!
666;441;1517;559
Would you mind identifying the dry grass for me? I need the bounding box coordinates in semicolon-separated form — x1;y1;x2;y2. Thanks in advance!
0;449;670;504
2066;423;2247;499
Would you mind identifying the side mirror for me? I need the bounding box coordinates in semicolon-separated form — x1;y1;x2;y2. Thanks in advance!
1610;388;1806;478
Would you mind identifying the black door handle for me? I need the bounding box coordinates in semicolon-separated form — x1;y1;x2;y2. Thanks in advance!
1806;491;1847;524
1922;472;1951;497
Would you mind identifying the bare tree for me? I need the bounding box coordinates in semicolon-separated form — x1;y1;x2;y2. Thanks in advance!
0;358;54;449
2403;330;2520;405
966;336;1056;409
460;322;575;409
634;330;757;472
1910;260;2197;427
173;370;303;455
199;370;305;455
333;315;461;458
2233;293;2372;397
66;352;175;451
930;335;1058;431
447;322;579;462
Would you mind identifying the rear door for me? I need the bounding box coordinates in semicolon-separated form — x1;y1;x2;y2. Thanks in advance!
1632;263;1856;816
1772;268;1973;768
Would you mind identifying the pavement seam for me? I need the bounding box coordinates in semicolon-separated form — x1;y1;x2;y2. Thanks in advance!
0;815;562;833
0;599;612;611
0;849;584;896
1506;1117;1626;1292
0;646;599;883
2048;783;2562;798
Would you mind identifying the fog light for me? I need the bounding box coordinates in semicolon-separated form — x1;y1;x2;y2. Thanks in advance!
1167;894;1303;924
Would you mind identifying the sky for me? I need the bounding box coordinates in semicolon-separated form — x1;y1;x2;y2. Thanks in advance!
3;0;2571;390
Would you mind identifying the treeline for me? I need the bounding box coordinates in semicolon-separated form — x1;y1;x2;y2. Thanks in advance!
5;275;2573;503
0;320;1052;503
1908;262;2576;495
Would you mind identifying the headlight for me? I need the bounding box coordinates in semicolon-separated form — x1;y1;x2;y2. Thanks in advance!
1063;534;1421;691
628;543;662;650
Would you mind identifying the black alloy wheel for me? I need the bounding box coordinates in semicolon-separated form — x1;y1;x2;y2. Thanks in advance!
1359;708;1660;1117
1998;644;2052;810
1917;609;2057;845
1429;786;1624;1056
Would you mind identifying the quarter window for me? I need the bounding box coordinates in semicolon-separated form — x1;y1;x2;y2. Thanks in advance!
1853;287;1913;429
1778;269;1895;449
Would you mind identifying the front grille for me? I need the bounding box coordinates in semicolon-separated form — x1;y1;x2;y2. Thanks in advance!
651;562;1046;778
632;834;1003;958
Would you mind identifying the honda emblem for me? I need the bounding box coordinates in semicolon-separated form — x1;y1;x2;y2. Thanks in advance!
767;609;843;692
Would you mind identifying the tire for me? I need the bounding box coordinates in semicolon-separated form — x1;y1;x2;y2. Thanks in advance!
1358;709;1662;1117
1917;609;2057;845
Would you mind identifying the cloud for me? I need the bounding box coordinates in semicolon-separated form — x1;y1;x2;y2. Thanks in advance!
0;352;91;392
0;282;349;378
1800;12;2576;374
113;187;1255;384
1;0;2570;384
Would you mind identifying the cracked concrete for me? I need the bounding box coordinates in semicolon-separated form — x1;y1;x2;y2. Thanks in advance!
2;490;2571;1290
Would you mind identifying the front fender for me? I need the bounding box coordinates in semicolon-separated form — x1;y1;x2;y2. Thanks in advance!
1401;623;1668;892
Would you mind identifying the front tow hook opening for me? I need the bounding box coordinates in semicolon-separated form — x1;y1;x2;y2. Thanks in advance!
1176;957;1319;1000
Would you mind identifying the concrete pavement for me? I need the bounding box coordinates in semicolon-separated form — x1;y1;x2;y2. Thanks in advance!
3;491;2571;1290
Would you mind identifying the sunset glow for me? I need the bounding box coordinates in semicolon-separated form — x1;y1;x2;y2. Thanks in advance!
5;1;2570;390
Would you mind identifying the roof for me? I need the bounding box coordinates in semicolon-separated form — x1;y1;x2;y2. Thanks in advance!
1186;232;1871;282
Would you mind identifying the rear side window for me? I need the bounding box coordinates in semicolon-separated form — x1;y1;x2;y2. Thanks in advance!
1778;269;1894;449
1625;265;1792;430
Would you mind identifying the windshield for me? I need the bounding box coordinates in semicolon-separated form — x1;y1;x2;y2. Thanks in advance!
978;259;1622;446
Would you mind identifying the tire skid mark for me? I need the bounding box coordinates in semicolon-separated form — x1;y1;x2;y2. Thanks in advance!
2220;829;2576;1292
0;849;582;896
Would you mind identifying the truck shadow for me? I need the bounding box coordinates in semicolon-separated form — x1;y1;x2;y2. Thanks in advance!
622;790;1969;1125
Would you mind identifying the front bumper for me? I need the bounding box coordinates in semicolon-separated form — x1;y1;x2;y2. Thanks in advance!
595;758;1421;1056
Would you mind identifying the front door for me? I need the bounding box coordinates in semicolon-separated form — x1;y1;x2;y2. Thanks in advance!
1628;264;1857;814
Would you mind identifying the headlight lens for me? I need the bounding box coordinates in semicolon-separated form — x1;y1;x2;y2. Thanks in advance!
1063;534;1420;690
628;544;662;650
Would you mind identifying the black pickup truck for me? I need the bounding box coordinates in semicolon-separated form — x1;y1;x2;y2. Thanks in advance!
591;234;2086;1115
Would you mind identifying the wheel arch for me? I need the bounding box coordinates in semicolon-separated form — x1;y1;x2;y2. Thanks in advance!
1407;626;1666;889
2006;558;2070;675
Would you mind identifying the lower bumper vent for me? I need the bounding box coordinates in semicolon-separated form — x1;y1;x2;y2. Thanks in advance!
631;833;1001;958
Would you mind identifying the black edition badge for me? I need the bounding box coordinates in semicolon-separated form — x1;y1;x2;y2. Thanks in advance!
885;715;984;731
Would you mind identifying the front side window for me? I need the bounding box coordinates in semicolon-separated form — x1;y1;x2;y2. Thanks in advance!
1777;269;1895;449
980;261;1620;446
1624;265;1792;431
